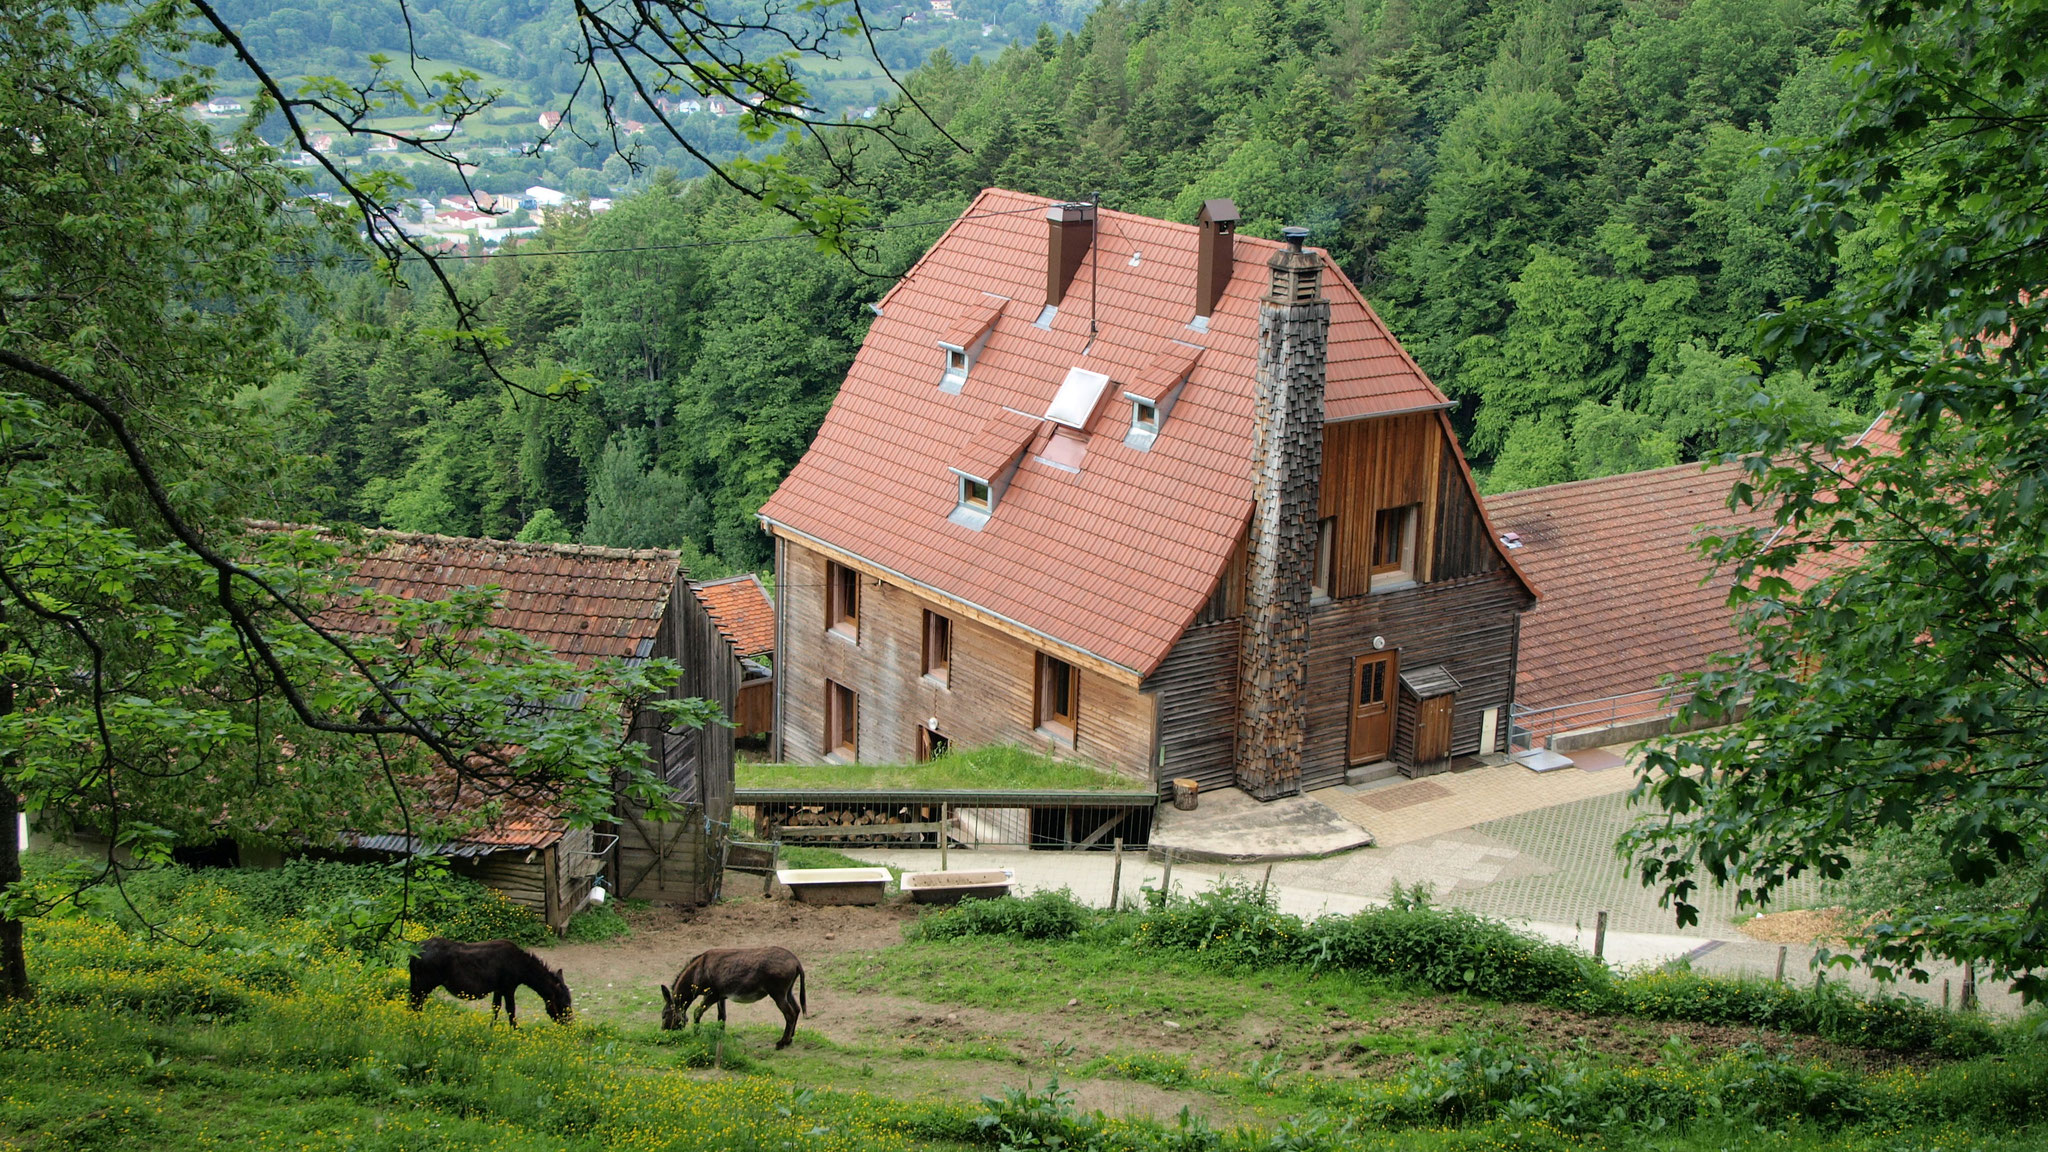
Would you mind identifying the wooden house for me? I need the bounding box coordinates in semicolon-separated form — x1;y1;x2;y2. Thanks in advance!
326;530;739;920
691;573;777;741
757;192;1535;799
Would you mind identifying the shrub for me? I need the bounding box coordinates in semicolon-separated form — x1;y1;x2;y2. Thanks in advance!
912;889;1089;941
1602;969;1998;1057
565;901;632;943
1132;882;1596;1001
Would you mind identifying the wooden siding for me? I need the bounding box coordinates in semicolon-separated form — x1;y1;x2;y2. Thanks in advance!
1319;413;1443;597
1302;570;1529;788
1142;619;1240;793
614;801;716;904
451;838;594;933
1431;422;1509;582
776;540;1156;779
735;680;774;739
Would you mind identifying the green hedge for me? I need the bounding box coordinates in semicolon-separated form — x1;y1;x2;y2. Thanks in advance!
914;882;2000;1056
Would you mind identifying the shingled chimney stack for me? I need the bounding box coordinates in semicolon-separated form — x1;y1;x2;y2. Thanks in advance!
1195;199;1238;321
1045;201;1096;310
1236;228;1328;800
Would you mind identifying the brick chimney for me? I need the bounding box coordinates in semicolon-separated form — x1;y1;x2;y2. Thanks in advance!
1045;202;1095;310
1195;199;1238;320
1236;228;1328;800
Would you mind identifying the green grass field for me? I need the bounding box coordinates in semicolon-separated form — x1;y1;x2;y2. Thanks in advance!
3;862;2046;1151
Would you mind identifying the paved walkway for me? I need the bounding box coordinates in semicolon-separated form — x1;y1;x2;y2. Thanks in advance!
1307;745;1641;847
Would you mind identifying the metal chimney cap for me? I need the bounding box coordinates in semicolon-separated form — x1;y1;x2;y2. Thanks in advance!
1281;227;1310;252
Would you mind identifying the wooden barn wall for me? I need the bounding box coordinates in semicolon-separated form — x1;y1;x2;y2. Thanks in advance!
614;801;715;904
1302;570;1527;788
677;576;740;823
1141;619;1240;795
453;852;549;914
1319;413;1442;597
734;680;774;738
775;540;1155;779
1431;424;1510;582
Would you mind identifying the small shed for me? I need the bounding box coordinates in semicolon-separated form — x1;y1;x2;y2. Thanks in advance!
691;574;777;742
348;777;604;934
311;527;739;911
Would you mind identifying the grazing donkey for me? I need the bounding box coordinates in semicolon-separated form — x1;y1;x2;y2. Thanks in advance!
409;937;573;1026
659;946;807;1049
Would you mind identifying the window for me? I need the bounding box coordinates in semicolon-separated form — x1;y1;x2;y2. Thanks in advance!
1035;653;1077;742
1372;506;1414;575
1313;517;1336;599
960;477;991;511
922;610;952;685
825;680;858;759
917;725;949;762
1133;400;1157;431
948;348;968;373
826;561;860;636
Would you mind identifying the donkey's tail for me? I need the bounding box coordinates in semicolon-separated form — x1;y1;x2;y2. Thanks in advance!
799;967;808;1016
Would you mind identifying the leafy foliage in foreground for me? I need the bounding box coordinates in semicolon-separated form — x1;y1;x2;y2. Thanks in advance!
914;883;1999;1055
1627;0;2048;1001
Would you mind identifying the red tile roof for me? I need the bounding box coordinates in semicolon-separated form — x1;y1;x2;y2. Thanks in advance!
286;526;683;668
758;189;1451;680
692;573;776;658
1485;463;1774;713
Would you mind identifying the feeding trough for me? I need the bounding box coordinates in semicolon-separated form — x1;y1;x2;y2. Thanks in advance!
775;866;893;905
900;868;1014;904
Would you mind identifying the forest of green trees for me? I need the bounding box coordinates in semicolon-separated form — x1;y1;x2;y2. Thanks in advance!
282;0;1873;575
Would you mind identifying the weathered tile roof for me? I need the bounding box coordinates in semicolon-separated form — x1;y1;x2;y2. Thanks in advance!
758;188;1450;680
1483;463;1774;712
692;573;776;658
271;524;683;669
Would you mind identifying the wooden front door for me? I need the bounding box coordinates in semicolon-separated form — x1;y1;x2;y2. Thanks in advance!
1414;694;1455;764
1348;652;1397;765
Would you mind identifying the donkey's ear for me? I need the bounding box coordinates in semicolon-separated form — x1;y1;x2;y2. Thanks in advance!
659;985;672;1007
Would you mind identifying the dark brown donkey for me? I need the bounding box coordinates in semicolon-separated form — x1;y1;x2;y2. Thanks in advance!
409;937;573;1026
659;946;807;1048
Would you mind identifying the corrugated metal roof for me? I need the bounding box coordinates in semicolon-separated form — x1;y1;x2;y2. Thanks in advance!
757;189;1451;679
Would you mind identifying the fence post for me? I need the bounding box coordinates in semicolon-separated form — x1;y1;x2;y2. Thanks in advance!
1775;945;1787;983
939;803;949;872
1259;862;1274;904
1110;838;1124;910
1962;963;1978;1011
1159;848;1174;902
1592;910;1608;960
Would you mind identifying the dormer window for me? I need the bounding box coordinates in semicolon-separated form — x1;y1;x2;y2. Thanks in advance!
961;477;990;510
937;301;1004;394
1123;345;1199;452
1126;399;1161;450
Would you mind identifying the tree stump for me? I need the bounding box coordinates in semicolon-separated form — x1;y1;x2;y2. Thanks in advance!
1171;778;1201;811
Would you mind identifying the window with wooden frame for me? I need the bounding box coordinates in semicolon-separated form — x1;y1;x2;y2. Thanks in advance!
825;561;860;637
825;680;857;759
960;477;991;511
1371;504;1419;582
921;610;952;686
1034;653;1078;742
1312;517;1337;599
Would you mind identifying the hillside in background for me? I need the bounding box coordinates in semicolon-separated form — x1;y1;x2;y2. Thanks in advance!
192;0;1095;199
280;0;1873;573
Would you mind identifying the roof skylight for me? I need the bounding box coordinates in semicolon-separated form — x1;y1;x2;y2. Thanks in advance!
1045;367;1111;428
